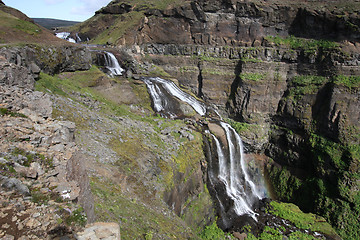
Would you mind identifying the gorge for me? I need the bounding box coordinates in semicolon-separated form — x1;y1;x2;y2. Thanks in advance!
0;0;359;239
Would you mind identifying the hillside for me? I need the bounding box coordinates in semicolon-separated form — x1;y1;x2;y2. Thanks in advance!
0;3;68;45
0;0;359;240
32;18;81;30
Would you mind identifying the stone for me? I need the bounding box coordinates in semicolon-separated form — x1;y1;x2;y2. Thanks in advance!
77;222;120;240
1;235;15;240
1;177;30;196
30;162;44;176
25;218;41;228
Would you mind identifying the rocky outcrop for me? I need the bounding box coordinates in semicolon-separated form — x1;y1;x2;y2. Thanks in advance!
0;55;35;89
96;2;132;15
0;45;92;76
0;57;97;239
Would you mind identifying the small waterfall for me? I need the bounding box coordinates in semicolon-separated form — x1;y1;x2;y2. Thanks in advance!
104;52;124;76
143;76;266;222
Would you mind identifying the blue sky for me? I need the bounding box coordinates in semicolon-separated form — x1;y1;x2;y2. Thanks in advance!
3;0;111;21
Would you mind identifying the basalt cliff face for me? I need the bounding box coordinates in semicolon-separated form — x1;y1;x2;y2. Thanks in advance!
1;0;359;239
70;0;360;239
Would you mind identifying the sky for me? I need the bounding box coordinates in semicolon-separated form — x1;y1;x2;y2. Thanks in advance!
3;0;112;22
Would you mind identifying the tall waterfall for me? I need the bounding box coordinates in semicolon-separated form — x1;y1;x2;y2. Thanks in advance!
104;52;124;76
143;77;266;222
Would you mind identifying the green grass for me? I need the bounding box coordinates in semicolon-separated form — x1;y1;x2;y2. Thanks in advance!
333;75;360;89
239;72;267;82
90;178;195;240
0;10;42;36
0;108;28;118
265;35;339;53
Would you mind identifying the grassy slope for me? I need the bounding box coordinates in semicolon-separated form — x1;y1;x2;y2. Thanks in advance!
35;66;213;239
0;4;67;45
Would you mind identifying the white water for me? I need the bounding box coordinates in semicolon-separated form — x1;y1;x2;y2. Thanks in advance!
143;75;265;220
143;77;206;116
104;52;124;76
55;32;76;43
212;134;256;219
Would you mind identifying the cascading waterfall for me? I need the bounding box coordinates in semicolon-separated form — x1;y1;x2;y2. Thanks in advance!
143;76;266;222
104;52;124;76
143;77;206;117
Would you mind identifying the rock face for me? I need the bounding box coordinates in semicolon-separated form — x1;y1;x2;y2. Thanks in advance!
74;0;360;238
0;55;35;89
78;0;360;46
0;45;92;76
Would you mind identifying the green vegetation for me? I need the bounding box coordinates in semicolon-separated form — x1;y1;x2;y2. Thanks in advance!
0;108;27;118
269;201;337;236
291;75;327;95
268;127;360;239
91;11;144;45
239;72;267;82
90;178;195;239
333;75;360;89
0;10;42;36
64;207;87;227
200;221;231;240
265;35;339;53
11;147;53;168
227;119;261;135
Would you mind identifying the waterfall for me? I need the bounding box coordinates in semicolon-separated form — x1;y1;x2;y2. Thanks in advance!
143;76;266;221
212;134;256;219
55;32;76;43
104;52;124;76
142;77;206;117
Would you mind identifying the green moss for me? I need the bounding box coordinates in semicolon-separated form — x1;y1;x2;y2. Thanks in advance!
202;68;233;76
268;165;302;202
200;220;230;240
286;75;328;103
269;201;337;236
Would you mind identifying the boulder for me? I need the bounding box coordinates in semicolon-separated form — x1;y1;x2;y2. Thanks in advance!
0;177;30;196
76;222;120;240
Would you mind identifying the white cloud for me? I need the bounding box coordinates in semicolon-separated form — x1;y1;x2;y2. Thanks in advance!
71;0;110;16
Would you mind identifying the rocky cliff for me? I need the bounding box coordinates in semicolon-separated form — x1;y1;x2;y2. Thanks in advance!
68;0;360;239
1;0;359;239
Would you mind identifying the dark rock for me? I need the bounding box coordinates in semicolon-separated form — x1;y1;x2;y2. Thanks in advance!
96;2;132;15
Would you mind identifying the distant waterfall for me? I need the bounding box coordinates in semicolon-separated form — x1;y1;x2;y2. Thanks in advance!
55;32;76;43
104;52;124;77
143;76;266;222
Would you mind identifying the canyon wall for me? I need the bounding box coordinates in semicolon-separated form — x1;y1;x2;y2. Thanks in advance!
75;0;360;238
